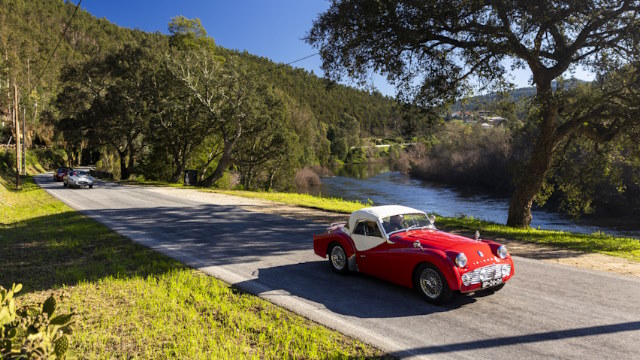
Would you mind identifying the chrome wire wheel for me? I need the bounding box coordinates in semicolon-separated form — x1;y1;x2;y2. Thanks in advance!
330;245;347;271
419;267;443;299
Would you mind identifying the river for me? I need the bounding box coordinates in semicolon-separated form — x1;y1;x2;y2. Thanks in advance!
298;162;639;238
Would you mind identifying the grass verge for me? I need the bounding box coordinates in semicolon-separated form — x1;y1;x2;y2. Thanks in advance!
208;189;640;262
209;189;367;214
0;174;387;359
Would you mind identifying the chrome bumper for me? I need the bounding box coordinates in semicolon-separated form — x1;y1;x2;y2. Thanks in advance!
461;263;511;286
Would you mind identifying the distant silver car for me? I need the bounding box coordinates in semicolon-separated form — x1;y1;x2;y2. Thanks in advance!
63;170;94;188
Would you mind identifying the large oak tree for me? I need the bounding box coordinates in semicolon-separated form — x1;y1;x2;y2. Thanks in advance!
307;0;640;227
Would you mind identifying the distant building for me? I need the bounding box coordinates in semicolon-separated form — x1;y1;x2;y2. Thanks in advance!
450;111;473;120
486;116;508;125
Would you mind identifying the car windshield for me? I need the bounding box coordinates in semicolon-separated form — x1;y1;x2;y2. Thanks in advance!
382;213;432;234
73;171;87;176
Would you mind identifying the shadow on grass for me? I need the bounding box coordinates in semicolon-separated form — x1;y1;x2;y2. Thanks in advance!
0;173;42;193
0;210;186;294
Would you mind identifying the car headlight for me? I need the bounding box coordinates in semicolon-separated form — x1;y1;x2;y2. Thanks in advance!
497;245;508;259
461;272;472;286
455;252;467;268
502;264;511;276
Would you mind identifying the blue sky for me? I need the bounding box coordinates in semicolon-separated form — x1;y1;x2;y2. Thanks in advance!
80;0;594;97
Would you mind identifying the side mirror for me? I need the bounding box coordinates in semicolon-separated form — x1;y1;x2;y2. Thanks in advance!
429;215;436;224
475;230;480;241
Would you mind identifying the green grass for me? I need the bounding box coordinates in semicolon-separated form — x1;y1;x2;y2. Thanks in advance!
213;189;640;262
438;216;640;262
0;174;388;358
209;189;369;214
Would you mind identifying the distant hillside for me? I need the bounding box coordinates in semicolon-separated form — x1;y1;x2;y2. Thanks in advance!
450;79;587;112
0;0;414;145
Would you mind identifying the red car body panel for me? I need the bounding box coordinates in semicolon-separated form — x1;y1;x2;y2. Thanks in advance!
53;168;71;181
314;227;514;293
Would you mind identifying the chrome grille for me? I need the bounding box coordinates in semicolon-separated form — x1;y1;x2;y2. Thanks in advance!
462;264;511;286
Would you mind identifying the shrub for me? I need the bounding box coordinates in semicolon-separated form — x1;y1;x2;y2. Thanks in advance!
1;284;74;359
0;151;16;173
345;147;367;164
309;165;333;178
213;171;240;190
294;167;322;188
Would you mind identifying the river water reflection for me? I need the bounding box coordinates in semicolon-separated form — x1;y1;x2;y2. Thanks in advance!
298;162;639;238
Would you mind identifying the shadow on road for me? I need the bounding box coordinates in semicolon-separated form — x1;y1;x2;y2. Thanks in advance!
77;204;322;267
387;321;640;357
231;261;513;318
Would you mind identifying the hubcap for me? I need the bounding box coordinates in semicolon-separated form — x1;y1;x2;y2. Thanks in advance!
419;268;442;299
330;246;346;270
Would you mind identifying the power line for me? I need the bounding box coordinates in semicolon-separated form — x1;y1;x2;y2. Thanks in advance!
221;52;319;88
245;52;319;81
28;0;82;95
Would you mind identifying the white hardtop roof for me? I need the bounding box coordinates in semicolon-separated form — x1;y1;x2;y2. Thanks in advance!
348;205;426;229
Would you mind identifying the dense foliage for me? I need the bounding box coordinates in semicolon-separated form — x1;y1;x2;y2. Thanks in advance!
400;114;640;222
0;0;138;145
0;1;433;191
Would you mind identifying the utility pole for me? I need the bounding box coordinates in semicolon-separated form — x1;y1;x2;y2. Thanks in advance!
22;107;26;175
13;84;20;189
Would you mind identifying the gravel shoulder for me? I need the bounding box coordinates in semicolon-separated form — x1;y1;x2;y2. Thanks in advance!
143;186;640;278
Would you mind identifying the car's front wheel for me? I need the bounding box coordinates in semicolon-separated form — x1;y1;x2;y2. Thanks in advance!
89;184;93;189
414;263;452;304
328;243;348;275
63;182;67;188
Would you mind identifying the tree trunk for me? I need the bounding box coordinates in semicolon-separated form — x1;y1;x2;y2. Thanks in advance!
507;96;558;228
169;165;184;183
199;138;237;187
119;149;131;180
169;154;184;183
266;169;278;191
127;150;135;177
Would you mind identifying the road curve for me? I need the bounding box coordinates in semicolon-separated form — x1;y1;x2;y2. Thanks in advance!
35;174;640;359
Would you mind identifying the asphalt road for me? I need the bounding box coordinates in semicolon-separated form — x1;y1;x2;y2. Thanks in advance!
35;174;640;359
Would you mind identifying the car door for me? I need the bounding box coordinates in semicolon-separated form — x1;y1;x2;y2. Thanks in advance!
352;221;389;276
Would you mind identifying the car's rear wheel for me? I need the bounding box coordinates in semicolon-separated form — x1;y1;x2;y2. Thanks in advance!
328;243;348;275
414;264;452;304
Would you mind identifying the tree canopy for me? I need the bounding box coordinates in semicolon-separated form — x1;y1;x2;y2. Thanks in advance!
308;0;640;227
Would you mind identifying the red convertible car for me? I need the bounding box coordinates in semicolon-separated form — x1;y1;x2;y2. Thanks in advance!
53;167;72;182
313;205;514;304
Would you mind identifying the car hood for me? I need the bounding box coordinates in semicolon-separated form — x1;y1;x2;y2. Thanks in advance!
392;230;497;263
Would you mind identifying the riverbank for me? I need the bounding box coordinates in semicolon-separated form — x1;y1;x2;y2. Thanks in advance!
0;173;385;358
